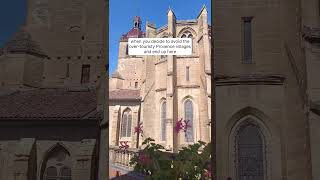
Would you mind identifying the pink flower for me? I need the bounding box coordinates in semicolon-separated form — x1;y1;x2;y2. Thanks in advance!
175;118;192;133
175;118;184;133
183;120;192;132
134;122;144;137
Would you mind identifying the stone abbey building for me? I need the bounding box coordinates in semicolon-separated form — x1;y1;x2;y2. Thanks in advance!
0;0;107;179
109;6;212;153
109;1;320;180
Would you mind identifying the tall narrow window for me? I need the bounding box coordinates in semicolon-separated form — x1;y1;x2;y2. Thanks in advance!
81;64;90;84
126;44;129;55
186;66;190;81
161;101;166;141
184;99;194;142
188;34;194;53
135;82;138;88
66;63;70;78
243;17;253;63
237;124;264;180
121;109;132;137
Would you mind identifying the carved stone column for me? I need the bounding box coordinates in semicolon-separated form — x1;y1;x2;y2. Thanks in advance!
13;138;35;180
74;139;96;180
167;8;178;152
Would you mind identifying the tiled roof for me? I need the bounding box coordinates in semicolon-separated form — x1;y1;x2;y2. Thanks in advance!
120;28;145;41
3;27;46;57
109;89;140;100
0;89;100;120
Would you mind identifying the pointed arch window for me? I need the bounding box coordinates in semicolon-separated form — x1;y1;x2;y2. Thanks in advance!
121;109;132;137
41;145;72;180
186;66;190;81
236;123;265;180
181;31;194;53
160;36;168;59
161;101;167;141
184;99;194;142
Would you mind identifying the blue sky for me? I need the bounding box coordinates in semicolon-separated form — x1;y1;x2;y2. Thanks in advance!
109;0;211;75
0;0;211;75
0;0;27;47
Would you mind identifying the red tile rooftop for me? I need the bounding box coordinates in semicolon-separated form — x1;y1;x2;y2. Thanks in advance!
0;88;100;120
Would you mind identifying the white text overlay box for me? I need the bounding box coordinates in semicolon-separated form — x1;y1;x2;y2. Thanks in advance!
128;38;192;55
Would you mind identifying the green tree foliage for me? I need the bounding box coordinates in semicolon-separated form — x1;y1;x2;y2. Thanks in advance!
130;138;212;180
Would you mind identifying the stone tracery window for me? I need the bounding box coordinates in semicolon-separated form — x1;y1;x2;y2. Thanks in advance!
42;145;72;180
120;109;132;138
161;101;166;141
184;99;194;142
236;123;265;180
181;31;194;53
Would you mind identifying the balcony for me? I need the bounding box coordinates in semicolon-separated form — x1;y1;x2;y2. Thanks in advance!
109;146;145;179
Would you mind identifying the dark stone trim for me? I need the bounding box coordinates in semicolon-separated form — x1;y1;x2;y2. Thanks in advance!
109;98;141;102
215;74;285;86
176;85;200;89
303;26;320;44
310;101;320;116
0;119;100;127
155;59;167;65
155;88;167;92
176;55;199;58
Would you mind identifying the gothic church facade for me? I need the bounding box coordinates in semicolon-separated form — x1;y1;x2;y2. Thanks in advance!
109;7;212;152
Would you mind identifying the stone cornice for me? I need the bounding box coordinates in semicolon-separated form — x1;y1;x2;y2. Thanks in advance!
176;85;200;89
215;74;285;86
155;88;166;92
0;119;100;126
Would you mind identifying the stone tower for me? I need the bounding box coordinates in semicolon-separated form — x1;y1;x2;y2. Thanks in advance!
140;7;211;151
110;16;145;90
214;0;313;179
24;0;105;88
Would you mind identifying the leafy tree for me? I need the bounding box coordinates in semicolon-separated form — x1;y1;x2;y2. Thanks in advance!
130;138;212;180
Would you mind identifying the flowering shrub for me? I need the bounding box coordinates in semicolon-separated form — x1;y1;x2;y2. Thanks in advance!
134;122;144;137
130;137;212;179
174;118;192;133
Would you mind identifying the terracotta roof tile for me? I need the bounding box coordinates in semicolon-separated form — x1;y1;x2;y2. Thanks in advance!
120;28;145;41
0;89;99;120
